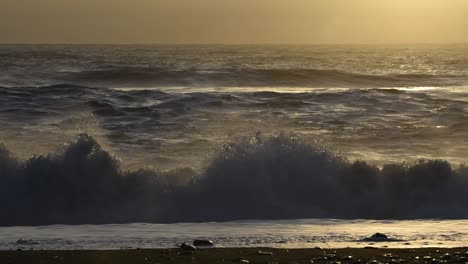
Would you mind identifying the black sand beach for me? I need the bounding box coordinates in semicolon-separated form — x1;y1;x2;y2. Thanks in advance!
2;247;468;264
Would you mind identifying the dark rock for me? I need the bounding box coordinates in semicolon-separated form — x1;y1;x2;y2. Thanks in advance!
179;243;196;251
361;233;403;242
372;233;388;239
193;239;213;247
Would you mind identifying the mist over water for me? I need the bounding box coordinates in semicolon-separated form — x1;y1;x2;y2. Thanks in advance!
2;45;468;225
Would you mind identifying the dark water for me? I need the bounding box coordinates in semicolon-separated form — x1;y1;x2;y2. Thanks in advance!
2;44;468;88
1;44;468;225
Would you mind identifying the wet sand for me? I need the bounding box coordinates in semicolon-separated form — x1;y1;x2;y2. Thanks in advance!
1;247;468;264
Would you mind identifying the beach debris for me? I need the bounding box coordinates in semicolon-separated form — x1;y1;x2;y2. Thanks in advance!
257;250;273;256
342;255;354;261
316;256;329;261
383;253;398;259
236;259;250;263
440;253;451;260
193;239;214;247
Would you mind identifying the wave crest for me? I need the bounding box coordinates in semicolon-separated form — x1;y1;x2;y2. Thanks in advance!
59;67;467;88
1;133;468;226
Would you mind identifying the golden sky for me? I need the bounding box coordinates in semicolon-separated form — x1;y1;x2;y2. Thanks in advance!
1;0;468;44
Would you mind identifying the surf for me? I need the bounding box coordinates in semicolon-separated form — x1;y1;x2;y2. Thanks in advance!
1;133;468;226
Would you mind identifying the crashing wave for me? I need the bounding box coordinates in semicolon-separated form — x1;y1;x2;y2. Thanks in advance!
1;133;468;225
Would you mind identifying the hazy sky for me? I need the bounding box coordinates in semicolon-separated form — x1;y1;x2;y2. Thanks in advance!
1;0;468;44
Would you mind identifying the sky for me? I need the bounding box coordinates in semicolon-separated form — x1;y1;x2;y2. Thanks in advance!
1;0;468;44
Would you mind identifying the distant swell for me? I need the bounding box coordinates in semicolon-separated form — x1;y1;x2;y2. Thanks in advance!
1;133;468;226
60;67;467;88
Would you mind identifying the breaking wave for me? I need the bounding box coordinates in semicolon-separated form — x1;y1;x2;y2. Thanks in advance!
1;133;468;226
56;67;468;88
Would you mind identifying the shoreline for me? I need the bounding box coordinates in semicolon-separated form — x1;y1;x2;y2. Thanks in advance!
2;247;468;264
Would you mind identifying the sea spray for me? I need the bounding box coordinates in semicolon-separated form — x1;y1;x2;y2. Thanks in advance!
2;133;468;226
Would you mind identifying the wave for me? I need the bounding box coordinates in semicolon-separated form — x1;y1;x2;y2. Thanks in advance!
1;133;468;226
58;66;468;88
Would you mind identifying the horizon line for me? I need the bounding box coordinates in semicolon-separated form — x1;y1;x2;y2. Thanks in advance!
1;42;468;46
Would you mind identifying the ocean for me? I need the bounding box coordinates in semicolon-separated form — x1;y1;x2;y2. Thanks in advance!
1;44;468;247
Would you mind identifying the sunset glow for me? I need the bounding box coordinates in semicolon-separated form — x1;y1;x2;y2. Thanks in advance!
1;0;467;44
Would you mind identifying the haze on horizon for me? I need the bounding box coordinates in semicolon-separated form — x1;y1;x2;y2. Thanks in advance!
1;0;468;44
